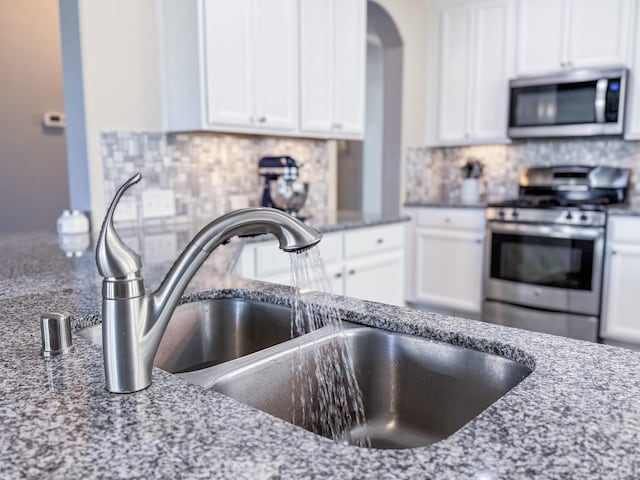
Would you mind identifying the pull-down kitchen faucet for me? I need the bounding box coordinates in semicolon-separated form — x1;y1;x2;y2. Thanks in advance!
95;173;322;393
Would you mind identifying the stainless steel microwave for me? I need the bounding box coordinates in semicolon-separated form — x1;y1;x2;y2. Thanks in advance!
507;68;628;139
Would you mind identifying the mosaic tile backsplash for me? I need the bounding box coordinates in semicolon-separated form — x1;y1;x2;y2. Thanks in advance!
406;139;640;207
102;132;330;226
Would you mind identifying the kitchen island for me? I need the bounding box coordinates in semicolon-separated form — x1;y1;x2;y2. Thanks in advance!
1;220;640;479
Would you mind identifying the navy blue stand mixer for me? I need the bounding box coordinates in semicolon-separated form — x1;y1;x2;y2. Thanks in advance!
259;156;309;218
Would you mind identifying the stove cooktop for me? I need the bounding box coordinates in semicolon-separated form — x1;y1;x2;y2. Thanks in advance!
488;196;613;211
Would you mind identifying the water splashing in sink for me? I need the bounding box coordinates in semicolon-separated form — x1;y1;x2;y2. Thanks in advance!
289;247;370;447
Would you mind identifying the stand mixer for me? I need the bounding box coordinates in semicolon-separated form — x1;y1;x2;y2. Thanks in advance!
259;156;309;218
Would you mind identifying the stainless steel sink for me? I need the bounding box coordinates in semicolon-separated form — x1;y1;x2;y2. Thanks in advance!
79;298;295;373
81;298;532;449
183;325;532;449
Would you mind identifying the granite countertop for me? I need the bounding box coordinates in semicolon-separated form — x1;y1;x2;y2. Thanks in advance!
606;205;640;217
2;224;640;479
404;200;487;209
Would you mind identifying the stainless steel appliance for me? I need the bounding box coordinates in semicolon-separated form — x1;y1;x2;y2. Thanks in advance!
259;156;309;218
483;165;630;342
508;68;628;139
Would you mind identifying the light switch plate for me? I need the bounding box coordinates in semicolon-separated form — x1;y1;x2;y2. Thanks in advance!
142;189;176;219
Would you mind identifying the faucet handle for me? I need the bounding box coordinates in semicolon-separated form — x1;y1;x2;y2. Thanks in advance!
95;173;143;279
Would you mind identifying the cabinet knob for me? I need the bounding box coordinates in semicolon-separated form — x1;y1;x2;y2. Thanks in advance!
257;116;267;123
444;218;451;223
376;238;384;245
334;272;342;278
475;239;483;244
348;269;356;275
332;123;343;130
611;250;617;255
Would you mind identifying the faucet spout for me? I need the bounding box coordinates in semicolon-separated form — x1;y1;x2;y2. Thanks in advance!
96;174;322;394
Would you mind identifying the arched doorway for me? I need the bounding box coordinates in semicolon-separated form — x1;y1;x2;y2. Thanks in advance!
337;1;403;216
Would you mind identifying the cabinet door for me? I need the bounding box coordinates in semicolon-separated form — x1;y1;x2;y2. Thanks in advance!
472;0;512;140
203;0;253;126
251;0;298;131
344;251;405;306
516;0;567;75
414;227;484;314
567;0;632;68
324;263;345;296
625;3;640;140
300;0;334;133
332;0;366;137
601;243;640;343
437;4;473;143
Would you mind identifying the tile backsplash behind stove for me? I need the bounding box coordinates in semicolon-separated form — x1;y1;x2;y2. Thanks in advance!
102;132;330;226
406;139;640;207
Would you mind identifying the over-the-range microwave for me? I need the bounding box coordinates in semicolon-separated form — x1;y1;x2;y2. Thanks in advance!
507;67;628;139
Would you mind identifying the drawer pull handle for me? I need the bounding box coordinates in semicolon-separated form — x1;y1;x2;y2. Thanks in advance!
376;238;384;244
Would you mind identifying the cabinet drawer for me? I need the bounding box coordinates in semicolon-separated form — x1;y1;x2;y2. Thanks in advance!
412;207;485;231
608;216;640;243
344;224;404;259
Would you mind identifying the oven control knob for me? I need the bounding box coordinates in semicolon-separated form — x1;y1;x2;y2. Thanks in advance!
512;210;519;219
580;214;589;222
498;209;505;220
565;212;573;220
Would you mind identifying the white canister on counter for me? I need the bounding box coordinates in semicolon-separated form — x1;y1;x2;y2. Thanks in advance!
461;178;480;204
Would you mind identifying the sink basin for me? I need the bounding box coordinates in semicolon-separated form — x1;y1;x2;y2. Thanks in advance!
193;325;531;449
81;297;531;449
79;298;295;373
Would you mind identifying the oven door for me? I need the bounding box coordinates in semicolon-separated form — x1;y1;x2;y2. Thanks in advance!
484;222;605;316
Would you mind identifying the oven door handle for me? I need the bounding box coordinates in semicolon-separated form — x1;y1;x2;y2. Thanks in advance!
488;222;604;240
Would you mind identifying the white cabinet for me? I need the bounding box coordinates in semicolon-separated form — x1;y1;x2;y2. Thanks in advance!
162;0;298;134
516;0;634;76
406;207;486;316
427;0;514;146
300;0;366;139
162;0;365;138
234;223;406;306
600;216;640;344
344;251;404;306
624;3;640;140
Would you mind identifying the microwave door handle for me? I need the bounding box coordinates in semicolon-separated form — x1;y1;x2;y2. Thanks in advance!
595;79;608;123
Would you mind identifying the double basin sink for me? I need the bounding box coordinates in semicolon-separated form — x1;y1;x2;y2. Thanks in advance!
80;297;531;449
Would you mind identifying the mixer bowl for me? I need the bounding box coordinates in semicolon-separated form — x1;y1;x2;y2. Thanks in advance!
270;180;309;214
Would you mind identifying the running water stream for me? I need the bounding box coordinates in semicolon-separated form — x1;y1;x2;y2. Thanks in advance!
289;247;370;447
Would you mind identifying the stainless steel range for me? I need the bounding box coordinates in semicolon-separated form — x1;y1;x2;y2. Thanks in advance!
483;165;630;342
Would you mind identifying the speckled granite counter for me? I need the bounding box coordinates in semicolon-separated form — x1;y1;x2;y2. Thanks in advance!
607;205;640;217
2;225;640;479
404;201;487;209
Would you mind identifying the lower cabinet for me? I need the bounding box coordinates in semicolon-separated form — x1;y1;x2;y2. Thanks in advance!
600;216;640;344
234;223;406;306
344;251;404;306
405;207;486;317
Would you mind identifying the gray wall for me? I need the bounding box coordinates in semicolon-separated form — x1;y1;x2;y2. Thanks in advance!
0;0;69;233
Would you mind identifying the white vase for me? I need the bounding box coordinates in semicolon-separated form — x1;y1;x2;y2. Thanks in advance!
461;178;480;204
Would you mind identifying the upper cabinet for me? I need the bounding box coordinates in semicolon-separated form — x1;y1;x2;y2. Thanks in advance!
516;0;634;76
624;3;640;140
203;0;298;131
300;0;366;139
427;0;514;146
161;0;365;139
